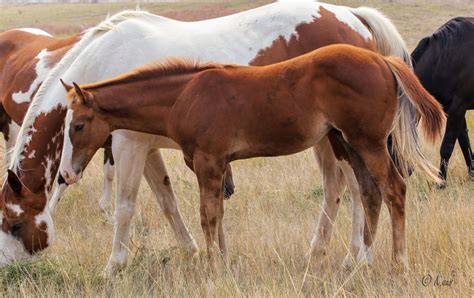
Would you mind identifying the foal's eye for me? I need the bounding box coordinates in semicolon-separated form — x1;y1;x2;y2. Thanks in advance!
11;222;23;237
74;124;84;132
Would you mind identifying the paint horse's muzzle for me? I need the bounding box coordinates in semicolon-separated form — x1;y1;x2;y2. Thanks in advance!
61;169;82;185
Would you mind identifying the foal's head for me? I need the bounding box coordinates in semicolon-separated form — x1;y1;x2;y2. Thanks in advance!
0;170;54;266
59;81;110;185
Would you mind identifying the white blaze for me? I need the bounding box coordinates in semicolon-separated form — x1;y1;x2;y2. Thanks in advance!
34;209;54;246
59;110;75;180
0;213;29;267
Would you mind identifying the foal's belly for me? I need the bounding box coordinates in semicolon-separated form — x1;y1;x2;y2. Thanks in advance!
233;117;329;160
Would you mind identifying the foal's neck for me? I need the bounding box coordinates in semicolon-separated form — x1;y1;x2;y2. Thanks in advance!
87;72;197;136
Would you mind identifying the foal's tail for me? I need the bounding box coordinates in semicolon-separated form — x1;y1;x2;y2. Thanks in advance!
383;56;446;182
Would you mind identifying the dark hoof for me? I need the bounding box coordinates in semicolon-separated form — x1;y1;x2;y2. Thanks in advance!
224;185;234;200
468;170;474;179
436;180;447;189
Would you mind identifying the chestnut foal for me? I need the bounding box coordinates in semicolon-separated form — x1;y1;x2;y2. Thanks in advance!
60;44;445;269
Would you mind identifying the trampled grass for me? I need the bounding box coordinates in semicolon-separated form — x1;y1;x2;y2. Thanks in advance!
0;0;473;296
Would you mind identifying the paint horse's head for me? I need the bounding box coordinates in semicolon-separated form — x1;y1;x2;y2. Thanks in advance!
59;81;110;185
0;170;54;266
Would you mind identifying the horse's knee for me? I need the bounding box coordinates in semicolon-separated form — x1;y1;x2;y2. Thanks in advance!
114;202;135;223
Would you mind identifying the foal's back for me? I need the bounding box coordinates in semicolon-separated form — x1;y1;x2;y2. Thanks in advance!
170;44;397;160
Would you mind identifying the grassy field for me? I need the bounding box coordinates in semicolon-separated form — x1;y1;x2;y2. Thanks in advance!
1;0;473;296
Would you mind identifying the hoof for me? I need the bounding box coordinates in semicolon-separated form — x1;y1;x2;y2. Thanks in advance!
342;253;355;270
468;170;474;179
103;260;126;278
356;245;374;267
185;241;199;257
99;197;110;212
436;180;447;189
305;243;327;262
223;186;234;200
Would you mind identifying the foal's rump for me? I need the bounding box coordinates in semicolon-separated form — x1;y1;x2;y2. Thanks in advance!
308;45;444;182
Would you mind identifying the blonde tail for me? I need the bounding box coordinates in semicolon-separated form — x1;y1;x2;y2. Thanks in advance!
383;56;446;182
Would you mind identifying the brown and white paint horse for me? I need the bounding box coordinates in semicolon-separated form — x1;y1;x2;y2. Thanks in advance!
0;28;119;213
0;28;121;263
4;2;412;274
61;44;445;270
0;29;81;262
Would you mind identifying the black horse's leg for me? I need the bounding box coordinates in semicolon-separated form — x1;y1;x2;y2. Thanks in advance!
439;101;467;188
457;118;474;176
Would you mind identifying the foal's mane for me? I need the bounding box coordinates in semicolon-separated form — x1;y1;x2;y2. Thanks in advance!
84;58;225;91
10;9;161;172
411;17;473;65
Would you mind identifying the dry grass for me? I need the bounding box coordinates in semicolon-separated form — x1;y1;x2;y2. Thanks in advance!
0;0;473;296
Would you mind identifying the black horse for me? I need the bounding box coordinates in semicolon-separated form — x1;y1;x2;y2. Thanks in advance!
412;17;474;187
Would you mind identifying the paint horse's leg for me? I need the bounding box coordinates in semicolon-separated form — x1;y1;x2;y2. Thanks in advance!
143;148;198;255
50;139;115;213
104;134;149;276
99;136;115;211
313;133;364;269
48;174;68;212
192;151;227;270
338;161;364;270
439;97;466;188
457;118;474;177
341;135;408;270
309;138;346;256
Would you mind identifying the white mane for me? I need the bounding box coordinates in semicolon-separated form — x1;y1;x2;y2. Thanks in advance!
10;9;158;172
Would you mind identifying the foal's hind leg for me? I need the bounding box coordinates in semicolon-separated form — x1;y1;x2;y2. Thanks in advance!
310;138;346;256
143;149;198;254
346;140;408;269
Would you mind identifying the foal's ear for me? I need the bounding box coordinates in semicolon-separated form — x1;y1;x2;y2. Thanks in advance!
72;82;93;105
60;79;73;92
6;170;22;196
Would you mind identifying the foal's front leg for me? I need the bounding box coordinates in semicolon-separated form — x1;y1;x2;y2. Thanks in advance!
192;152;227;269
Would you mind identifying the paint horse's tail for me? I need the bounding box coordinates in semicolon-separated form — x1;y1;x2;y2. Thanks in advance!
350;7;412;67
350;7;421;177
383;56;446;182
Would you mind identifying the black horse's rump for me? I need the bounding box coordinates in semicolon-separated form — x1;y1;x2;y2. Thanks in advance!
412;17;474;185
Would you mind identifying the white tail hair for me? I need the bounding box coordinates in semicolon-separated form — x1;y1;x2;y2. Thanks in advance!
383;57;445;182
350;6;426;179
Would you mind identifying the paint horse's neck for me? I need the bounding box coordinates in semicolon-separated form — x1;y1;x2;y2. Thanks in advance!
83;62;221;136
